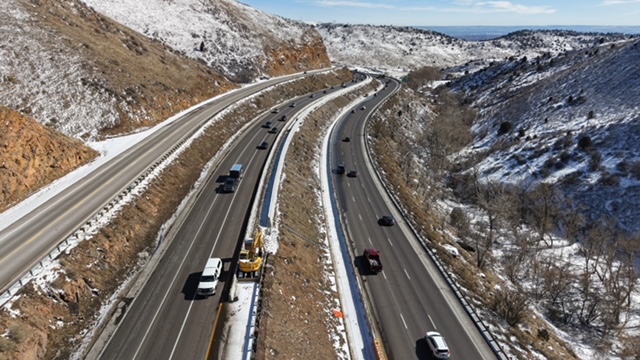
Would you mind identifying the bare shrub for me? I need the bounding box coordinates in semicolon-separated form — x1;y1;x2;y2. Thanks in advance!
589;150;602;171
578;135;592;149
449;207;470;238
537;328;550;341
406;66;441;91
0;337;16;353
629;161;640;179
8;325;27;344
600;172;621;186
491;287;529;326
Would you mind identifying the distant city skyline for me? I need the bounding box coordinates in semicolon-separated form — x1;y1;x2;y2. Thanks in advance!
240;0;640;27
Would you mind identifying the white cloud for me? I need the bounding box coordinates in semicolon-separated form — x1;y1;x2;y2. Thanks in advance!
313;0;395;9
475;1;556;14
601;0;640;4
403;1;556;15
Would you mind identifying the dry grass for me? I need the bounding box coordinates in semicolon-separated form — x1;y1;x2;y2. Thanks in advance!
255;83;376;359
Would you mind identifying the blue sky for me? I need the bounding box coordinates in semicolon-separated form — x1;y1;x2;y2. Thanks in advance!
240;0;640;26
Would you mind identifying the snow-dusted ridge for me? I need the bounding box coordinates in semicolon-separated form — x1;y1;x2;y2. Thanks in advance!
316;23;634;77
451;37;640;232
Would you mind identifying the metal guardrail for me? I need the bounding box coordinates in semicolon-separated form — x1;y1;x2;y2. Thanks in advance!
0;133;194;308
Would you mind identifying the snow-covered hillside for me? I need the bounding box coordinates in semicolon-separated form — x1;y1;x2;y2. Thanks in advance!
450;37;640;232
81;0;330;82
316;24;631;76
0;2;119;138
0;0;330;140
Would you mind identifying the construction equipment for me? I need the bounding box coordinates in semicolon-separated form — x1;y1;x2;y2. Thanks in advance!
238;229;264;278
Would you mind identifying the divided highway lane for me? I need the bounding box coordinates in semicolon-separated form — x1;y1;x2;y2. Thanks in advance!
0;70;325;294
95;90;340;360
331;79;496;359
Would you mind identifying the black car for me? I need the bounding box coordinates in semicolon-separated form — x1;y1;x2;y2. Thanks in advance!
223;178;238;193
263;121;272;128
343;136;351;142
290;102;296;107
336;164;345;175
347;170;358;177
257;141;269;149
379;215;395;226
279;114;287;121
269;127;278;134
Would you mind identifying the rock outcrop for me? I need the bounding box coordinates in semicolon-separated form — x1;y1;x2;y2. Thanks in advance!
0;107;98;212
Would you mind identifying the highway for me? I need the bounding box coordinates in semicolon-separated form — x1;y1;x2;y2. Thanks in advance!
1;68;499;359
331;79;497;359
0;70;324;295
91;87;345;359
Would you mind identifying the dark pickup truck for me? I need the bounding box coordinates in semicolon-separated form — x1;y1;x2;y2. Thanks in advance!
363;248;383;273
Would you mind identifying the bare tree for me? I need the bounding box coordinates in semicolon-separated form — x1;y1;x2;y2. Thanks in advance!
449;207;470;238
472;180;516;268
540;257;576;323
557;199;586;244
526;183;561;247
574;220;610;327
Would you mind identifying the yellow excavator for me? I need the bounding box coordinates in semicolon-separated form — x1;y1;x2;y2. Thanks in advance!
238;229;264;275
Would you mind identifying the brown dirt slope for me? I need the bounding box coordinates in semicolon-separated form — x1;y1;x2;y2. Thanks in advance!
0;70;352;360
0;107;98;212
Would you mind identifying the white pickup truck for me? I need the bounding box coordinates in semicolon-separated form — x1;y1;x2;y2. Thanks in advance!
197;258;222;297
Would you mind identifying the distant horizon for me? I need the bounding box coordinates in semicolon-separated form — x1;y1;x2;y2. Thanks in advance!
414;24;640;41
241;1;640;27
314;23;640;41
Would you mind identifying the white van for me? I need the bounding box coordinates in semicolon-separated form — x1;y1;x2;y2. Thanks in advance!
197;258;222;297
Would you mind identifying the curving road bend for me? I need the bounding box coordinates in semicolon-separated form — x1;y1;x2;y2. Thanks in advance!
331;78;497;359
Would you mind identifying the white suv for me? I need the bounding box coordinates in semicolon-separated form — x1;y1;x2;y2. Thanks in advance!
425;331;450;359
197;258;222;297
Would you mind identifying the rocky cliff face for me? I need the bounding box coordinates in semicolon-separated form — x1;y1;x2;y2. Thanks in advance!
0;107;98;212
264;29;332;77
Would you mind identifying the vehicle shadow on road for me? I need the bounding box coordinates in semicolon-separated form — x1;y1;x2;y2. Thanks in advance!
414;338;431;360
182;272;202;300
353;255;376;276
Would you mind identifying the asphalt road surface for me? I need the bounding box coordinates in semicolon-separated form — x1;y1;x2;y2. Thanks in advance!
91;85;349;360
331;78;497;360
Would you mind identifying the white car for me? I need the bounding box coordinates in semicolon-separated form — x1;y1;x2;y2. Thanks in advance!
425;331;450;359
197;258;222;297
